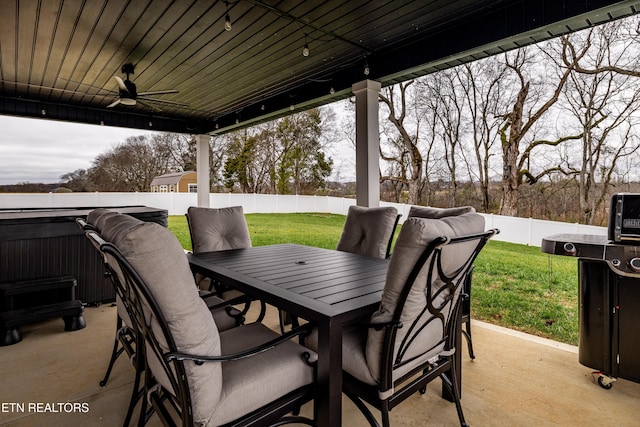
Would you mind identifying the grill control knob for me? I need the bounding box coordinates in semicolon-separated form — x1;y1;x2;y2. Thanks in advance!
563;243;576;255
630;258;640;273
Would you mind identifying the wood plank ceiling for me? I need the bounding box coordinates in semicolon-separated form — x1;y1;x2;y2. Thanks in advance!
1;0;639;135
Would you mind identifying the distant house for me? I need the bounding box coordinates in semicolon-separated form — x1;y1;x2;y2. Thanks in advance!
150;171;197;193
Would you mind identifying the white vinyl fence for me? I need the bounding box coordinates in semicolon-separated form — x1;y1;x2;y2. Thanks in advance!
0;192;607;247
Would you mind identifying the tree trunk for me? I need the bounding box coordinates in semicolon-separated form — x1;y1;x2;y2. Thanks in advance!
498;77;527;217
499;164;520;216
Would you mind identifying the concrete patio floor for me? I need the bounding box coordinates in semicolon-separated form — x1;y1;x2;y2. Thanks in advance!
1;304;639;426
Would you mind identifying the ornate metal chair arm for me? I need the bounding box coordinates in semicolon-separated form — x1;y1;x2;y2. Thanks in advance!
165;323;315;365
365;320;403;331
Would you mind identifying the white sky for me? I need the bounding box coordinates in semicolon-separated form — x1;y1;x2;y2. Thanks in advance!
0;115;158;185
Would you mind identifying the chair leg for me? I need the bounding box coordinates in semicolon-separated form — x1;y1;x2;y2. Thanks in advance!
381;405;391;427
256;299;267;322
137;381;150;427
137;398;148;427
278;309;287;335
278;309;300;334
344;390;381;427
420;368;428;394
213;279;267;324
100;316;124;386
123;362;143;427
462;319;475;359
440;358;469;427
229;292;266;323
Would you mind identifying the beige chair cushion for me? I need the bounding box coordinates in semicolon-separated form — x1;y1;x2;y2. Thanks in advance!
101;213;145;244
86;208;118;232
363;213;485;383
112;219;223;424
101;247;176;395
336;205;399;259
200;294;240;332
96;213;144;329
187;206;253;295
211;323;316;425
408;205;475;219
305;324;376;385
187;206;252;252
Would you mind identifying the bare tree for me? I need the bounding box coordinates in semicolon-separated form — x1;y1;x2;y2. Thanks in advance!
496;45;587;216
559;21;640;223
209;134;232;191
428;70;465;206
60;168;93;192
378;80;424;205
89;136;156;191
84;132;200;191
455;58;506;211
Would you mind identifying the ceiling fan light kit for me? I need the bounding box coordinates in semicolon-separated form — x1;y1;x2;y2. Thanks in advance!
106;63;180;111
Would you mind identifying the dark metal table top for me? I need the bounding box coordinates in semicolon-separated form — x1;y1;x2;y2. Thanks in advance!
188;243;388;322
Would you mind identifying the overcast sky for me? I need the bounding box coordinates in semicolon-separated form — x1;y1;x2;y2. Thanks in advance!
0;115;158;185
0;103;356;186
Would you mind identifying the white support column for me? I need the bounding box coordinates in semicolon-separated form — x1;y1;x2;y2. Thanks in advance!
196;134;210;208
352;80;381;207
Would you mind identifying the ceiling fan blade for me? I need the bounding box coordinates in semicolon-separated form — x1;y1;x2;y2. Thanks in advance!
136;98;162;112
113;76;129;93
106;99;121;108
138;89;179;96
138;96;188;107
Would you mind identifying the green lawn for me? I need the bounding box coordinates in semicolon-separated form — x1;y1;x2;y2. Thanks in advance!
168;213;580;345
471;241;578;345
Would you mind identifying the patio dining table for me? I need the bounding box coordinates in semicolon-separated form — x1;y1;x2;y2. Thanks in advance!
187;243;460;426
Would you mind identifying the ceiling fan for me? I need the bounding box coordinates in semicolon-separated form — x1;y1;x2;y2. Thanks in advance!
107;63;182;111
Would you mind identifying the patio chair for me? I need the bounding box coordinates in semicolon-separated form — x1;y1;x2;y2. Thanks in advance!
308;213;497;427
336;205;400;259
408;205;477;358
81;210;243;426
186;206;266;322
97;218;317;426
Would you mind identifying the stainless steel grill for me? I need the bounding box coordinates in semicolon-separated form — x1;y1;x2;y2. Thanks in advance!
542;194;640;389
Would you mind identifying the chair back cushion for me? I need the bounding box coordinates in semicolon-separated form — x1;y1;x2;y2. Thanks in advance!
187;206;252;252
408;205;475;219
86;208;118;232
97;213;145;311
108;216;223;423
336;205;399;259
365;213;485;382
101;213;145;243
